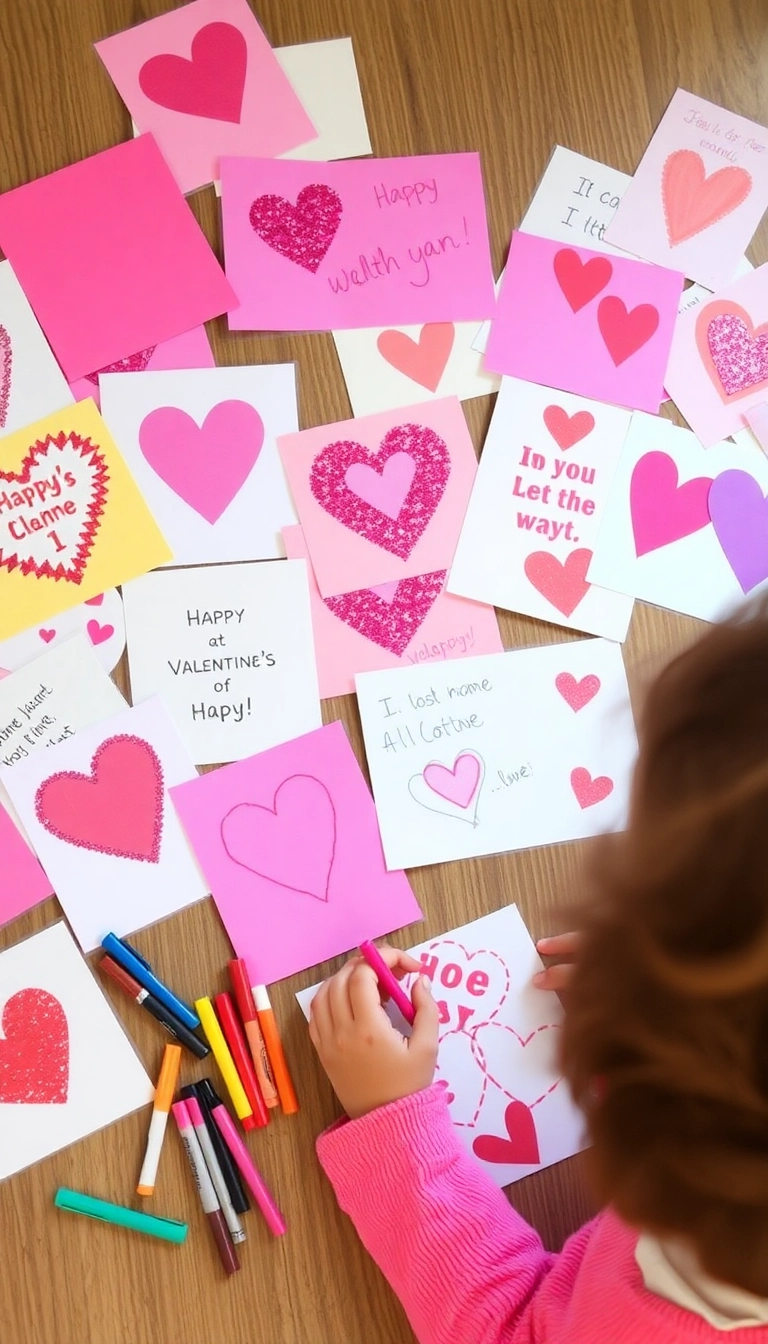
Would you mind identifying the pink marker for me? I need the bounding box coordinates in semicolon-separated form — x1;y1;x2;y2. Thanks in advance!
359;940;416;1026
211;1102;286;1238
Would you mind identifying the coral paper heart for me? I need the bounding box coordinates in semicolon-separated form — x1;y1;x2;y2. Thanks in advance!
553;249;612;312
555;672;601;711
472;1101;540;1166
0;988;69;1104
423;753;482;808
87;619;114;646
84;347;156;387
139;400;264;524
221;775;336;901
310;423;451;559
542;405;595;450
662;150;752;246
523;548;592;617
571;767;613;808
697;301;768;402
597;297;659;365
323;570;445;655
0;325;12;429
376;324;455;392
138;22;247;123
708;470;768;595
249;184;342;273
0;432;108;584
35;735;164;862
630;451;713;557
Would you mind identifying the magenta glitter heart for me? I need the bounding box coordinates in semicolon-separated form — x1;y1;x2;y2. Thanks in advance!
707;313;768;397
249;184;343;274
323;571;446;655
310;423;451;559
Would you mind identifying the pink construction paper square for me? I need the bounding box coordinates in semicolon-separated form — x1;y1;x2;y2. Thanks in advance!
0;805;53;928
0;135;237;382
170;721;423;984
485;232;684;413
95;0;316;197
606;89;768;291
220;153;496;331
68;325;215;408
282;525;502;698
277;396;479;598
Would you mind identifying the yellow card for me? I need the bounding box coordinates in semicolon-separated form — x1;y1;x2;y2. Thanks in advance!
0;399;172;639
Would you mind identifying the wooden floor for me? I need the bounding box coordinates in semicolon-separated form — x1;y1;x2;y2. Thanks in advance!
1;1;767;1341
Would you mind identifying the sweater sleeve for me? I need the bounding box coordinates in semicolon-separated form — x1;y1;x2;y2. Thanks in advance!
316;1084;555;1344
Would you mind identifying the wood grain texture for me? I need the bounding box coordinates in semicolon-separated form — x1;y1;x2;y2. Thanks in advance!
0;1;766;1341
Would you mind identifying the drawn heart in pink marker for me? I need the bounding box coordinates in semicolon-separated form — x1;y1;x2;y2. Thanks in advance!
630;452;713;557
471;1021;563;1109
597;297;659;365
555;672;600;711
472;1101;540;1166
87;620;114;647
0;988;69;1104
570;767;613;809
376;324;455;392
310;423;451;559
84;594;104;607
38;629;56;644
139;400;264;524
662;150;752;246
542;404;595;450
35;735;164;862
84;347;156;386
0;325;12;429
221;775;336;901
249;184;343;273
323;570;445;656
138;22;247;124
423;753;481;808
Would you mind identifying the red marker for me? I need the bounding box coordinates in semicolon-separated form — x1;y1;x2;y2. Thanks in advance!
228;959;279;1109
214;992;268;1127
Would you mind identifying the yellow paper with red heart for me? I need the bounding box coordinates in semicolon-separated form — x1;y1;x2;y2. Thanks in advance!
0;398;171;639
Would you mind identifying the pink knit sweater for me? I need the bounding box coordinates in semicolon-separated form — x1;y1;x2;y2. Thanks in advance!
317;1084;768;1343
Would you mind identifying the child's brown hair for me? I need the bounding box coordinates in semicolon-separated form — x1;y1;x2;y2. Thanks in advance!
561;600;768;1296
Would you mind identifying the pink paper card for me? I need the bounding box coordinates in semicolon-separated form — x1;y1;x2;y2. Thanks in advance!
484;232;684;414
282;525;502;699
95;0;316;197
220;153;496;331
170;721;423;984
606;89;768;291
664;263;768;447
0;135;237;382
0;803;53;927
68;326;214;409
277;397;479;597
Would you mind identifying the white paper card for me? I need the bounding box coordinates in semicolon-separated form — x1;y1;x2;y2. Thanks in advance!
0;260;73;437
0;589;126;678
332;322;499;418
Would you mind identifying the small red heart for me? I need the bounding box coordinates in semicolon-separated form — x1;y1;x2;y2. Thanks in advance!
87;620;114;647
0;988;69;1104
542;405;596;450
597;296;659;366
553;249;612;312
38;629;56;644
571;766;614;809
472;1100;540;1165
555;672;601;712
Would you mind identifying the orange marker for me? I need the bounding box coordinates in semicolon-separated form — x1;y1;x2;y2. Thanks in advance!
228;960;279;1109
251;983;299;1115
137;1044;182;1196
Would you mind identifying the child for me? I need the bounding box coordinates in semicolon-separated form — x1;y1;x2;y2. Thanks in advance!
309;601;768;1341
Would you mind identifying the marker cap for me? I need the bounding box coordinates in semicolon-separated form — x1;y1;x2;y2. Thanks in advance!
228;959;257;1023
55;1188;188;1243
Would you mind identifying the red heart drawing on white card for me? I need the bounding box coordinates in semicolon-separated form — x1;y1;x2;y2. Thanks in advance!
406;940;510;1040
470;1021;563;1109
0;432;108;583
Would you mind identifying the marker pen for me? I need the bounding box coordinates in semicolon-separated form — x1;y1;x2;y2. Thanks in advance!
100;955;209;1059
211;1100;286;1237
251;983;299;1115
185;1095;246;1246
55;1188;187;1243
172;1100;239;1276
188;1080;250;1216
102;933;199;1031
137;1043;181;1197
214;991;269;1127
228;959;279;1108
194;996;256;1131
359;940;416;1026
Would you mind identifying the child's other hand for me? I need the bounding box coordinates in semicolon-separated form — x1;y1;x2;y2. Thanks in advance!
533;931;582;992
309;946;439;1120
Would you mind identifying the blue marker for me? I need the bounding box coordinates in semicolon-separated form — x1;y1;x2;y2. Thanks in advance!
101;933;200;1031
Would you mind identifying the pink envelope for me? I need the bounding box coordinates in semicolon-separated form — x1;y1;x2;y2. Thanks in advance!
277;396;479;598
170;721;423;985
0;805;53;928
283;525;502;698
220;153;496;330
484;232;684;414
95;0;316;197
68;325;215;408
0;135;237;381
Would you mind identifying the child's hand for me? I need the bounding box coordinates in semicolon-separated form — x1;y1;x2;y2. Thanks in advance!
533;931;582;992
309;946;439;1120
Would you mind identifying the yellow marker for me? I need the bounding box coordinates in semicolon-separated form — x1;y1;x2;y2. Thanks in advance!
194;997;256;1131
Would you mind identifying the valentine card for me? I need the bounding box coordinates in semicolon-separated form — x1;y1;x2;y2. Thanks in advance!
589;412;768;619
100;364;298;566
95;0;315;196
0;923;151;1181
0;803;52;928
355;640;636;871
664;264;768;447
220;153;495;331
606;89;768;290
3;700;208;953
297;904;586;1186
277;397;478;597
283;525;502;699
122;561;321;767
0;261;73;437
170;721;422;985
484;233;683;413
0;135;237;382
333;321;499;418
0;400;172;642
68;326;214;410
0;589;125;677
448;377;634;641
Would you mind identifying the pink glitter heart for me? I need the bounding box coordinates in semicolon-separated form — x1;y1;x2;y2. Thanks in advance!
707;312;768;397
310;423;451;559
0;326;12;429
84;347;157;386
249;184;342;274
323;570;446;655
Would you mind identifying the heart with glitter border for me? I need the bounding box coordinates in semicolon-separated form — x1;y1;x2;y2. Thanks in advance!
0;431;108;584
35;735;164;863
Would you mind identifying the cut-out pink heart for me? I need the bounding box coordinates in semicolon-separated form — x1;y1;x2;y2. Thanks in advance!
555;672;600;711
84;347;156;386
345;451;416;520
38;629;56;644
553;249;613;312
323;570;445;655
0;432;108;584
542;405;595;450
597;297;659;365
138;22;247;124
35;735;164;862
376;324;455;391
698;301;768;401
662;149;752;246
221;775;336;901
523;548;592;617
630;451;713;557
0;988;69;1104
84;594;104;607
570;767;613;809
423;753;481;808
310;423;451;559
139;400;264;524
249;184;342;273
87;620;114;647
0;325;12;429
472;1100;540;1165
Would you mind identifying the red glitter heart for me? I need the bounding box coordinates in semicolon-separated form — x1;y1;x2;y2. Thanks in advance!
249;184;343;273
324;571;446;655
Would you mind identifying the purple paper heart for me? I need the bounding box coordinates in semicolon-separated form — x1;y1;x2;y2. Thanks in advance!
709;470;768;594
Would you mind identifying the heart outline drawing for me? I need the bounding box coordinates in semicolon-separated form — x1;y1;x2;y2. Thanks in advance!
696;299;768;403
470;1020;563;1109
138;21;248;124
35;734;164;863
376;324;455;392
405;938;512;1053
323;570;446;656
139;399;264;524
408;751;485;826
662;149;752;246
250;184;343;273
0;987;69;1105
221;774;337;902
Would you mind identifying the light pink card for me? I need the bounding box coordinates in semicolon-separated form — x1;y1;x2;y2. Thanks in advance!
277;396;479;598
220;153;496;331
606;89;768;291
95;0;316;197
0;803;53;928
68;326;214;409
282;525;502;699
484;232;684;413
170;721;423;984
0;135;237;381
664;263;768;447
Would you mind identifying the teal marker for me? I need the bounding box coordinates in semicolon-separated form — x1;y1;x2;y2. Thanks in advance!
54;1188;188;1244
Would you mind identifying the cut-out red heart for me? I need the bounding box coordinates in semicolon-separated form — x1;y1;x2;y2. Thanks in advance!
523;548;592;617
553;250;612;312
542;405;595;450
0;988;69;1104
597;297;659;366
472;1100;540;1165
571;767;613;809
138;22;247;124
555;672;601;711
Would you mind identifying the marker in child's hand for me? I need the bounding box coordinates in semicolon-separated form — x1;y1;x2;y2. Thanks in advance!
359;940;416;1026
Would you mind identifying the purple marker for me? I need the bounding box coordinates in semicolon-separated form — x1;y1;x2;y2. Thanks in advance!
359;940;416;1026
